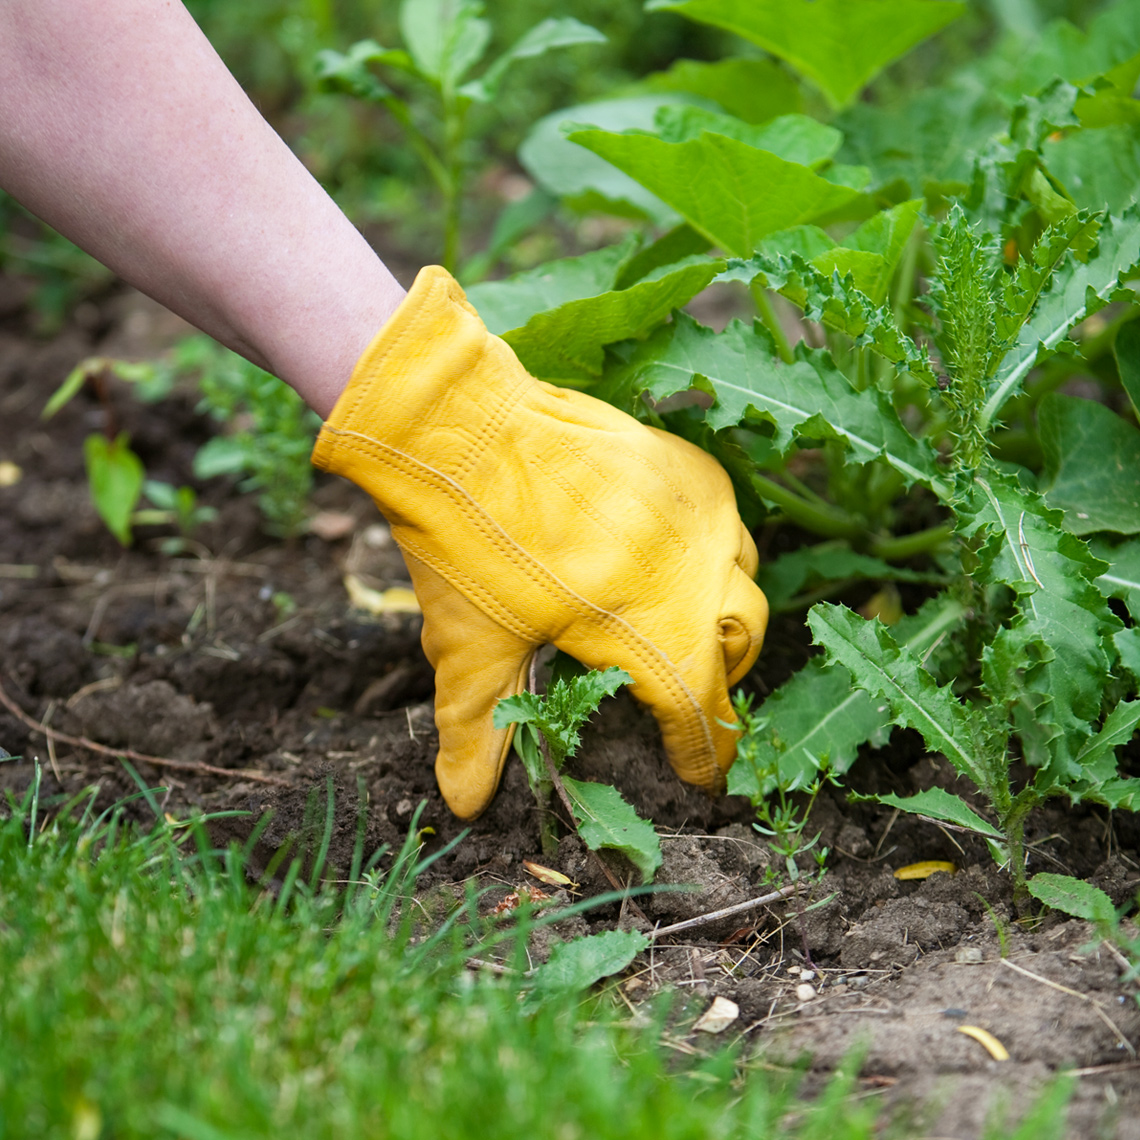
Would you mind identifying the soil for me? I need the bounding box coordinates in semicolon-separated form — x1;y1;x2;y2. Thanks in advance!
2;274;1139;1139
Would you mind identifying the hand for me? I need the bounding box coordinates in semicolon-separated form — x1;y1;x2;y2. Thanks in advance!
313;267;769;819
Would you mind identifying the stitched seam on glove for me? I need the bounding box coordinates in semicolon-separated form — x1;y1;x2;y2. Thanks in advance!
450;365;531;484
541;463;656;578
558;438;688;554
619;448;699;514
321;424;721;784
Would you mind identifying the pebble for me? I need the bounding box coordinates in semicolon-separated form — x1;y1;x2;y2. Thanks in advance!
795;983;817;1003
955;946;984;964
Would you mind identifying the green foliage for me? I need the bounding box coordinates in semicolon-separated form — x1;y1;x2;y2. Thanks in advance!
315;0;603;270
0;785;903;1138
83;432;144;547
646;0;965;110
190;338;321;537
494;667;662;879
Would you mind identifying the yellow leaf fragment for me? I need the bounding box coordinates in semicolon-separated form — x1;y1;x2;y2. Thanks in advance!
957;1024;1010;1061
693;996;739;1034
523;860;577;889
894;860;957;881
344;573;421;615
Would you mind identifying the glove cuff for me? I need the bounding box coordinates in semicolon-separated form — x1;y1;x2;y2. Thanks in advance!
311;266;529;497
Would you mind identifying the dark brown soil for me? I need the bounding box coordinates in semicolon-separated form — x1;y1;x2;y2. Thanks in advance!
1;279;1138;1138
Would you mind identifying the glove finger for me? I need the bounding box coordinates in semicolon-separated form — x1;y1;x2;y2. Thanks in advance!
721;565;769;686
403;553;537;820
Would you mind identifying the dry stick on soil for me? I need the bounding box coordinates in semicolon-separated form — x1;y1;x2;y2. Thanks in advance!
647;883;805;940
1000;957;1136;1057
0;675;291;788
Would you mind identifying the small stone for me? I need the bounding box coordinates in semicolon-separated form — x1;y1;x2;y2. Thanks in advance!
795;983;817;1003
955;946;984;965
799;969;816;982
693;996;739;1034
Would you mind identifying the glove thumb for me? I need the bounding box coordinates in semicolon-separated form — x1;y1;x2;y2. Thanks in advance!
402;553;537;820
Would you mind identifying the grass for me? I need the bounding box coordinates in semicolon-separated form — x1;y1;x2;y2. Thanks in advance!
0;772;886;1140
0;772;1074;1139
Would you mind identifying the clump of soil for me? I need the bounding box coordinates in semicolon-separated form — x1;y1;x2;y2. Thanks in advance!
1;280;1138;1138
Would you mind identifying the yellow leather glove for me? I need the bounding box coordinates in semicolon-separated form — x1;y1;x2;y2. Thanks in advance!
312;266;769;820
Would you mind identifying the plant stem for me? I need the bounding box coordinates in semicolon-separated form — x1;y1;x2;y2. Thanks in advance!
869;522;954;562
750;474;863;539
751;283;794;365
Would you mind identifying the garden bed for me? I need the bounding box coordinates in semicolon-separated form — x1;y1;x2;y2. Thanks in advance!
1;281;1138;1138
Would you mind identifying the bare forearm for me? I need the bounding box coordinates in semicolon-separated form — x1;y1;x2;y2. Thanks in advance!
0;0;405;416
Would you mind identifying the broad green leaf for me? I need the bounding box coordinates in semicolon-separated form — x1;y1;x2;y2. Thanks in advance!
1039;393;1140;536
615;224;711;290
314;41;399;104
1090;536;1140;621
84;432;145;547
615;315;942;490
1027;873;1117;924
531;929;648;993
1115;319;1140;419
493;259;721;383
874;787;1005;840
726;658;892;802
1116;628;1140;687
1079;774;1140;810
959;470;1118;759
562;777;662;882
983;206;1140;430
807;603;988;785
399;0;490;87
638;57;802;124
756;542;944;613
519;96;698;223
654;108;841;169
566;126;863;257
836;83;1005;199
645;0;964;110
1044;126;1140;214
459;18;605;102
721;254;939;389
466;238;637;334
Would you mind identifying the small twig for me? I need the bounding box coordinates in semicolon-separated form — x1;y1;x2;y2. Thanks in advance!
1000;958;1136;1057
0;675;290;787
648;883;805;940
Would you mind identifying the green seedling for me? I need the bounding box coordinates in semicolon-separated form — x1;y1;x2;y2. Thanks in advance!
314;0;604;272
494;665;661;882
188;336;321;537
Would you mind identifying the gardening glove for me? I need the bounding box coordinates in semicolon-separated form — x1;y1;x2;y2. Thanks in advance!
312;266;769;820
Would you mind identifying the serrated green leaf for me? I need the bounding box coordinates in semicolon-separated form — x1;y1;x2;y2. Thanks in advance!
1090;535;1140;621
726;658;892;802
875;787;1005;840
1039;392;1140;536
807;603;988;785
531;928;648;993
732;251;937;385
959;470;1118;768
637;57;802;124
459;18;605;102
983;207;1140;430
1114;627;1140;688
314;40;399;104
520;95;697;223
645;0;964;110
566;126;863;257
1027;873;1117;923
562;777;662;882
615;315;943;491
1070;699;1140;784
84;432;145;547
